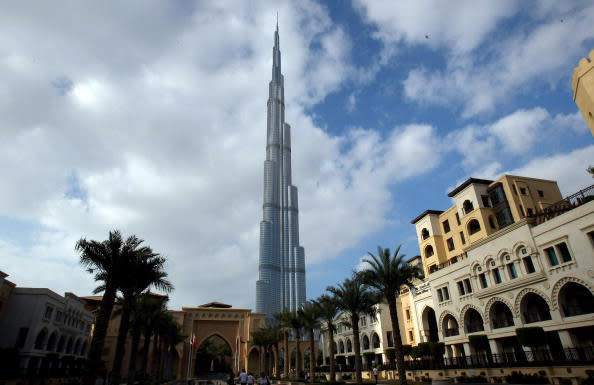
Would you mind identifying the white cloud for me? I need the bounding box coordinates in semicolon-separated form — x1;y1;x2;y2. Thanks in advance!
489;108;549;154
363;1;594;116
0;1;441;309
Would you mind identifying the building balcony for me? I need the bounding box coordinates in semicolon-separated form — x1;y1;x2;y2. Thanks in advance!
529;184;594;225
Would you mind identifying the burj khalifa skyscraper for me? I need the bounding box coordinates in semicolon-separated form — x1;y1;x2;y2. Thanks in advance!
256;23;306;321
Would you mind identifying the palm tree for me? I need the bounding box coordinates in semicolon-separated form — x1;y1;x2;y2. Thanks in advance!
127;293;169;382
289;312;304;378
358;246;421;385
327;275;379;384
251;330;268;375
275;311;294;378
314;295;339;382
111;248;173;384
76;230;144;384
265;325;282;377
298;302;320;382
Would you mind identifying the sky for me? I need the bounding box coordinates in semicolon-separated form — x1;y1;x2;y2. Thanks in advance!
1;0;593;310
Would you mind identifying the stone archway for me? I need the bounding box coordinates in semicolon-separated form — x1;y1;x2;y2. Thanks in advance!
421;306;439;342
248;347;261;375
195;334;234;375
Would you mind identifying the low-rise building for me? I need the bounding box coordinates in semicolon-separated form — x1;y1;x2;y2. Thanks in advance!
0;270;16;321
410;175;594;359
0;287;94;373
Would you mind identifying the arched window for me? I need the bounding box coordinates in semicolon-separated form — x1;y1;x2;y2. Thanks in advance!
66;337;73;354
346;339;352;353
339;340;345;354
463;200;474;214
559;282;594;317
425;245;434;258
372;333;381;349
47;332;58;352
521;293;552;323
468;219;481;235
57;335;65;353
464;309;484;333
362;335;370;350
442;314;459;337
81;341;88;356
421;228;430;240
34;328;48;350
489;302;514;329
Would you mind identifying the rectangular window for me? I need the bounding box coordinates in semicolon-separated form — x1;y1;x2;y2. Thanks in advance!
460;231;466;245
463;278;473;294
443;220;451;233
44;306;53;320
538;190;544;198
437;288;443;302
479;273;488;288
457;281;465;296
493;268;502;284
520;187;527;195
527;208;534;216
405;309;410;320
387;331;394;347
588;231;594;245
447;237;455;251
519;205;525;216
481;195;490;207
507;263;518;279
523;256;535;273
545;246;559;266
512;185;518;195
455;213;461;225
409;331;414;341
557;242;572;263
443;286;450;300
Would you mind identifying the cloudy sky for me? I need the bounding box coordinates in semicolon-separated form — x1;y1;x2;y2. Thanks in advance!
1;1;593;310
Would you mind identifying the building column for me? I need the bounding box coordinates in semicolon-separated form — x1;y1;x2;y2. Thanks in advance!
489;338;502;358
558;330;578;349
462;343;471;357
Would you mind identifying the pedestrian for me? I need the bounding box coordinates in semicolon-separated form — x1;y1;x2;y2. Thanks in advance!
240;370;248;385
257;372;269;385
247;372;255;385
373;366;378;385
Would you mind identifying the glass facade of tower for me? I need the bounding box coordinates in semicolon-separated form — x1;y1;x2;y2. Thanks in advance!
256;25;306;321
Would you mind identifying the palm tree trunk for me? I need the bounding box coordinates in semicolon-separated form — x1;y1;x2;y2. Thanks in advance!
274;343;280;377
111;299;132;384
151;333;159;376
140;328;153;379
351;315;362;384
296;330;302;378
328;326;336;382
283;330;289;378
85;281;117;385
388;297;408;385
308;328;315;382
127;323;142;382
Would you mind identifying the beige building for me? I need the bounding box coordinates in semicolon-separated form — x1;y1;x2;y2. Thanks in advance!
409;175;594;361
572;49;594;135
0;270;16;321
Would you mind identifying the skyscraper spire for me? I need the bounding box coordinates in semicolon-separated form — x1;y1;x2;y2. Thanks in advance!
256;25;306;321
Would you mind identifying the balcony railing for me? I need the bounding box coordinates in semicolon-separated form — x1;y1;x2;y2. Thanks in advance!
529;184;594;225
491;318;514;329
563;304;594;317
444;328;459;337
429;254;466;275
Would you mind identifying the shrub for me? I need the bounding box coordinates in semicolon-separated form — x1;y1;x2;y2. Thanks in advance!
402;344;413;357
384;348;396;363
505;371;549;384
457;375;488;383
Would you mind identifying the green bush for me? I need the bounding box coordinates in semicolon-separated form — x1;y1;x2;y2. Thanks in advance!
505;371;549;384
457;375;488;383
384;348;396;362
402;344;413;357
